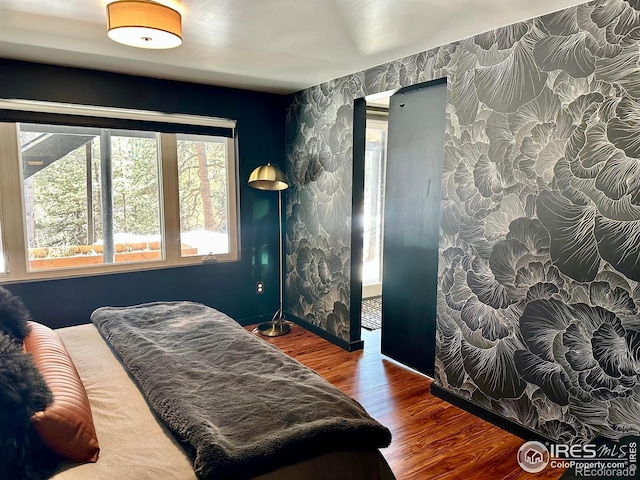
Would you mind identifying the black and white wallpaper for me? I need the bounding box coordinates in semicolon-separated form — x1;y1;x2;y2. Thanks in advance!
286;0;640;443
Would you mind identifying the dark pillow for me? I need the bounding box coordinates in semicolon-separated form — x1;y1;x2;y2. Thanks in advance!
0;332;56;479
0;287;32;343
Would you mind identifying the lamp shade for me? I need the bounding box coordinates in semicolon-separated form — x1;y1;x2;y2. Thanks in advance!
248;164;289;191
107;1;182;49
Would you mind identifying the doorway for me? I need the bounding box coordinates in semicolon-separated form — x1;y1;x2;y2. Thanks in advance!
354;79;447;377
360;94;391;334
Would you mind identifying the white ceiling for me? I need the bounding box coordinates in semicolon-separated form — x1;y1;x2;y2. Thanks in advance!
0;0;586;94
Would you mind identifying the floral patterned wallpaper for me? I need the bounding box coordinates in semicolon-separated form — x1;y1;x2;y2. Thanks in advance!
286;0;640;443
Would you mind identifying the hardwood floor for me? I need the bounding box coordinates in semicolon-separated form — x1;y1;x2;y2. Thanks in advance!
248;323;564;480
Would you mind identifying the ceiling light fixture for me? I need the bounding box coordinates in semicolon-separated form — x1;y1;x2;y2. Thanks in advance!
107;1;182;49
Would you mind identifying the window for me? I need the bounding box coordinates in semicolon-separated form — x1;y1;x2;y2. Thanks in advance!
363;118;387;294
0;102;237;282
21;125;163;271
176;134;234;257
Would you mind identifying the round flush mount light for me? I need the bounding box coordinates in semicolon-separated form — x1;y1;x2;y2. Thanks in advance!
107;1;182;49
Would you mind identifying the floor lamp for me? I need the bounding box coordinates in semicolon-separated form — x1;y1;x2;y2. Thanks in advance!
248;163;291;336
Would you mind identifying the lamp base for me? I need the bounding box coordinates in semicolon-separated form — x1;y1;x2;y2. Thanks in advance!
257;321;291;337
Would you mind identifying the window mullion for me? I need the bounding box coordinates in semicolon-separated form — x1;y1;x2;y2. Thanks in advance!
0;123;28;280
160;133;180;263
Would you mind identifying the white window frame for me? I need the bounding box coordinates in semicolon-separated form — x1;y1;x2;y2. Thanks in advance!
0;100;239;283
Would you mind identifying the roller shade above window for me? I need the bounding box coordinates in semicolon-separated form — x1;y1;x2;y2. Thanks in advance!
0;99;236;137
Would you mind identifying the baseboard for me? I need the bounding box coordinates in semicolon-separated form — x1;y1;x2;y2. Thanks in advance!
288;314;364;352
362;283;382;299
430;384;553;444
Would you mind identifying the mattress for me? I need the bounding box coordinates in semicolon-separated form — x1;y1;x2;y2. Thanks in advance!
51;324;394;480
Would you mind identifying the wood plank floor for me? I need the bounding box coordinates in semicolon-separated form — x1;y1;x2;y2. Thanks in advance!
248;323;564;480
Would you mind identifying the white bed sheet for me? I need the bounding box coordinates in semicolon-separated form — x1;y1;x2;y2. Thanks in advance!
53;323;197;480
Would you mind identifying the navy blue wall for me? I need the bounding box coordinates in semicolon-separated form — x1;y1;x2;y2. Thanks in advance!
0;59;287;329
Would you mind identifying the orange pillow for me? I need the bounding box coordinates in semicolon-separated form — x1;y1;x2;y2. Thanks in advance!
23;321;100;463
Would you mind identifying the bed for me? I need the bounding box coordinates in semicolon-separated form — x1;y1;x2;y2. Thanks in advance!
22;301;395;479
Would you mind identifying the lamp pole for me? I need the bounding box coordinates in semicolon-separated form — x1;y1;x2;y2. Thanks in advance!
248;163;291;336
276;189;285;321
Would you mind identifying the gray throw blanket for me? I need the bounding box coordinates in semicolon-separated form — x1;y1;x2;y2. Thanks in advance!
91;302;391;479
